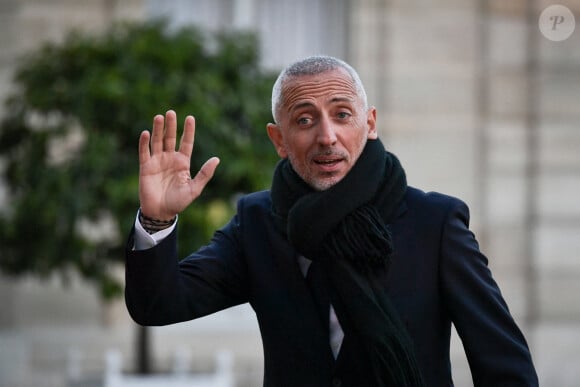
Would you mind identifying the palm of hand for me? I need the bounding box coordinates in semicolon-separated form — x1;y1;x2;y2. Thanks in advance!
138;111;220;221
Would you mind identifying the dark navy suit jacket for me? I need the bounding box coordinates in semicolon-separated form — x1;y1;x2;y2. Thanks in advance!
125;187;538;386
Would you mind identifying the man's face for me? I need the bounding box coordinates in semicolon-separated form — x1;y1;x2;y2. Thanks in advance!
267;68;377;191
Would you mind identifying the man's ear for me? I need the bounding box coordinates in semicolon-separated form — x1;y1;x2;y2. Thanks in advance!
267;123;288;158
366;107;378;140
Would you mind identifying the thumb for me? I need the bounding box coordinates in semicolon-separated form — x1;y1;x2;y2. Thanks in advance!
189;157;220;198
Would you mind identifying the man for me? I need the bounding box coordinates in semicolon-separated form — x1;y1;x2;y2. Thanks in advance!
126;56;538;386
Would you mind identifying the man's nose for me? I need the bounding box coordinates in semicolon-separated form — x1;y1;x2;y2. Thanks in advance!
317;116;337;146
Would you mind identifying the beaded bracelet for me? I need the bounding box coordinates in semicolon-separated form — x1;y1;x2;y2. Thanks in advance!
138;210;176;235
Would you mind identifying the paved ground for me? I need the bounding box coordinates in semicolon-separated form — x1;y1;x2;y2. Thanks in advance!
1;310;578;387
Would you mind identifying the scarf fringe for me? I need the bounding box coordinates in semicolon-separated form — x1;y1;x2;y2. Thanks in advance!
367;342;425;386
322;205;393;273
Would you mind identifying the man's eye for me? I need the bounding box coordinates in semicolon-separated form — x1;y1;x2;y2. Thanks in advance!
337;112;351;119
297;117;312;125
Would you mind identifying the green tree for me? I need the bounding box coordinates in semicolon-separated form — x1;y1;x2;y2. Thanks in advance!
0;20;278;372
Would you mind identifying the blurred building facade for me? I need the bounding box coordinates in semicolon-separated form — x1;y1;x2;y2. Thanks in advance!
0;0;579;386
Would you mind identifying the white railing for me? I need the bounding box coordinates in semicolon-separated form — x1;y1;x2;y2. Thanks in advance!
104;349;234;387
66;347;235;387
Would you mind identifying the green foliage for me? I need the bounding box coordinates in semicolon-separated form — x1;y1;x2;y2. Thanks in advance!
0;20;278;299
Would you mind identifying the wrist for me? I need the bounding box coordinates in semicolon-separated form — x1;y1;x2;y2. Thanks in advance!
139;206;176;222
138;209;176;235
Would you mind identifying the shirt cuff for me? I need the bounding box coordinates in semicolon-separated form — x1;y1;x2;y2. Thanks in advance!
133;210;177;250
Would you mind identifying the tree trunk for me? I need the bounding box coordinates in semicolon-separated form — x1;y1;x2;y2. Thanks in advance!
136;324;152;374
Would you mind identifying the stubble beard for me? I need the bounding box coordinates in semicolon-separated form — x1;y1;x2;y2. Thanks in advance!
286;137;368;192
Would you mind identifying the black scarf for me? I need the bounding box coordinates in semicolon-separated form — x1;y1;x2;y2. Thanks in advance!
271;139;424;386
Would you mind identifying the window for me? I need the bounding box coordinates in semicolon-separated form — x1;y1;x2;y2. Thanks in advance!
146;0;348;70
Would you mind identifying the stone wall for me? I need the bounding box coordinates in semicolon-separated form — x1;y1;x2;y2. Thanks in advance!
1;0;579;386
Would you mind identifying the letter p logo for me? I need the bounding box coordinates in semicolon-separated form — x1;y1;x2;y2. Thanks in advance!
540;5;575;41
551;15;565;31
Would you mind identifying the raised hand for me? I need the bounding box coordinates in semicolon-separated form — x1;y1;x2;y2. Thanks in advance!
138;110;220;221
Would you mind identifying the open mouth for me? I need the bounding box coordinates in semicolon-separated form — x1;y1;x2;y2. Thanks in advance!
313;157;343;171
314;158;341;165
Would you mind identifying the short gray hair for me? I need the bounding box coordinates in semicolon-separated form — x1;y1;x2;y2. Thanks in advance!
271;55;368;123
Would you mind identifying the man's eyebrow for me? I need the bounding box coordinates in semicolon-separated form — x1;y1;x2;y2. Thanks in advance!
288;97;355;113
330;96;355;104
289;101;315;113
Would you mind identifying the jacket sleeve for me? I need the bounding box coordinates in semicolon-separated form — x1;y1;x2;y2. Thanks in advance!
439;200;539;386
125;212;249;326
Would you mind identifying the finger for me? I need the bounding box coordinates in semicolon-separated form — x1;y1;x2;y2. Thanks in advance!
151;114;165;155
163;110;177;152
179;115;195;158
189;157;220;199
138;130;151;165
